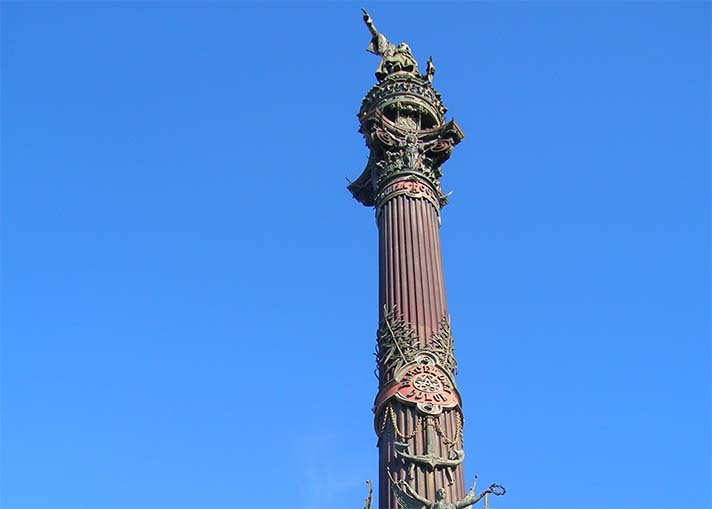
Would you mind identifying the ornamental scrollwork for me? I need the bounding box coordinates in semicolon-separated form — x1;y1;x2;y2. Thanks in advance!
375;305;421;381
428;314;458;375
375;305;459;382
348;114;462;209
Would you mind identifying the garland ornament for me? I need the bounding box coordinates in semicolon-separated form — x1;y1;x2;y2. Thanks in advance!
394;414;464;486
434;410;463;447
377;404;464;484
378;403;423;442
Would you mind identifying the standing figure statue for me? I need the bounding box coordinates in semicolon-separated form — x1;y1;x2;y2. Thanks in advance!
362;9;419;81
426;56;436;83
388;470;506;509
402;133;423;170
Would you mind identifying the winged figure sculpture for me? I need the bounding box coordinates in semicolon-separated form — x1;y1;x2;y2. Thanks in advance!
387;469;505;509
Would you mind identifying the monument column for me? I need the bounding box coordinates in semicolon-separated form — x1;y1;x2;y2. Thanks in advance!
349;11;505;509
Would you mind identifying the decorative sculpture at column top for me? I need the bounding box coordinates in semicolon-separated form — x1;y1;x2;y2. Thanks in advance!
362;9;420;82
349;9;464;211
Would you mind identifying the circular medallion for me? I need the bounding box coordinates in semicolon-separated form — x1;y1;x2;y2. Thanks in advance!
393;353;459;415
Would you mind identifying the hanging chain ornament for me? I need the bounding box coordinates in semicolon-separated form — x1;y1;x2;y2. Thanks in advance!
434;410;463;446
379;404;422;441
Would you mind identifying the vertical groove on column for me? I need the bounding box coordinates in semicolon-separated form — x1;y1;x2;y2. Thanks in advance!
402;198;412;329
394;199;402;320
429;206;446;318
407;198;421;341
406;199;417;339
387;202;395;317
400;197;410;326
426;203;439;337
413;200;428;338
376;206;388;314
436;210;448;314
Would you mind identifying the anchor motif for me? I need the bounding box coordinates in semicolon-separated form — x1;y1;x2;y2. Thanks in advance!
394;415;464;485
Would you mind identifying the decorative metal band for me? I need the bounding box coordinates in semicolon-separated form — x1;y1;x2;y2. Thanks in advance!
375;175;441;213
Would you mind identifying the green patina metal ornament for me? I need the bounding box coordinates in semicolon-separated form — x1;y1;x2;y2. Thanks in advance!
389;469;506;509
375;306;458;382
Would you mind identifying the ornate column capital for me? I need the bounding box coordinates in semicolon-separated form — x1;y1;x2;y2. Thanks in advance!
348;75;464;211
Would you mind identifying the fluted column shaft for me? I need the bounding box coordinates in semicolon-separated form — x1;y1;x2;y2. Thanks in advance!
374;176;465;509
347;58;468;509
378;193;446;343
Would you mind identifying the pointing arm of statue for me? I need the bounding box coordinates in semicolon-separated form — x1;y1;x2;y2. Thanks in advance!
361;8;393;57
362;8;378;38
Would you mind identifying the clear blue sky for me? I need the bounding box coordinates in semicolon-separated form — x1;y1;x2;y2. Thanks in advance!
2;2;709;509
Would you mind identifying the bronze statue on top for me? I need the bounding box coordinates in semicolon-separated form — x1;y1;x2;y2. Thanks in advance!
350;10;464;208
362;9;420;81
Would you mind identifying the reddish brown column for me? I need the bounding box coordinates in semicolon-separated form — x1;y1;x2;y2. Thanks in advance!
378;187;447;342
349;11;503;509
348;71;466;509
373;176;465;508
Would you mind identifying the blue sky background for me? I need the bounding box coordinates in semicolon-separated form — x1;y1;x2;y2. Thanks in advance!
2;2;710;509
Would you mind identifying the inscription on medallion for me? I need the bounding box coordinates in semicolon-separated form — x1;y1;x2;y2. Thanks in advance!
398;363;453;404
392;353;459;415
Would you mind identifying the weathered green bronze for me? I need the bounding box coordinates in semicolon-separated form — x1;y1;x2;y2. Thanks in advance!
389;469;506;509
375;306;457;383
362;9;419;83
